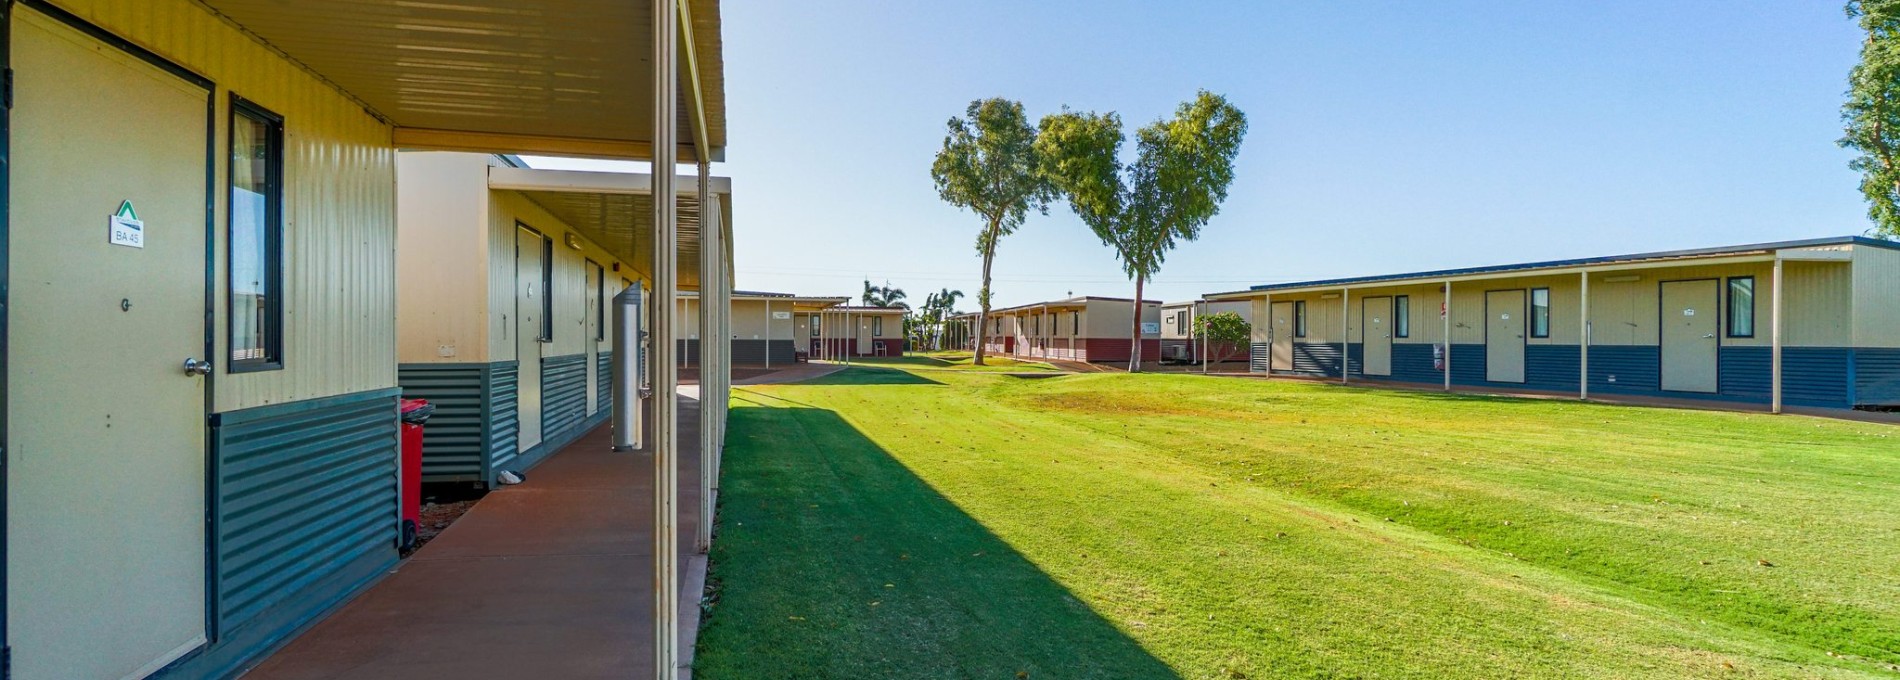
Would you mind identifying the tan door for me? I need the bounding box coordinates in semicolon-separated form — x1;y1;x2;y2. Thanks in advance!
857;315;873;355
585;261;603;415
1363;296;1393;377
1485;290;1526;383
1270;302;1295;370
516;227;545;451
1660;280;1720;393
8;10;211;677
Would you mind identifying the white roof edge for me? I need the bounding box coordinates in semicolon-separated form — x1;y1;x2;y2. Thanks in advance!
488;166;733;196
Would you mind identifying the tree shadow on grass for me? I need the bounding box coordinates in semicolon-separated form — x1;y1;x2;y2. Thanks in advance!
694;403;1177;679
793;366;946;386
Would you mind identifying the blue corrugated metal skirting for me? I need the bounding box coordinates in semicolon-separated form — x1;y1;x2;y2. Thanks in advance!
522;354;591;472
397;364;490;482
540;355;588;443
398;362;521;486
1290;342;1344;377
596;350;614;412
159;388;402;679
489;361;520;479
1264;341;1863;409
1858;348;1900;406
1387;343;1439;384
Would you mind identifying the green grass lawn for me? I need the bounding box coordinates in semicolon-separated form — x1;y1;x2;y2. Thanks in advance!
846;351;1059;372
694;367;1900;679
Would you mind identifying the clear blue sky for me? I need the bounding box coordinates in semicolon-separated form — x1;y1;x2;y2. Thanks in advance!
532;1;1871;309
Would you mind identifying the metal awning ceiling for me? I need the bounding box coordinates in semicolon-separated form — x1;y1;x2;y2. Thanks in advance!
489;166;731;290
197;0;726;161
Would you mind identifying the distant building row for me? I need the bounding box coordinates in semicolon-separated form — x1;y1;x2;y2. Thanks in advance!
951;236;1900;412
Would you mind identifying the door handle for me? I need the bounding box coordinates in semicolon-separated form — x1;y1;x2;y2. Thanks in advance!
1703;333;1716;339
183;358;212;377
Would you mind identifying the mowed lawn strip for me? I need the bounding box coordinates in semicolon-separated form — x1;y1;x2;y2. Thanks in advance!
847;352;1060;372
1008;375;1900;660
695;366;1900;679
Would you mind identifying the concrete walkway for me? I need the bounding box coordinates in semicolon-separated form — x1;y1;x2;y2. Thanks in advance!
243;396;705;680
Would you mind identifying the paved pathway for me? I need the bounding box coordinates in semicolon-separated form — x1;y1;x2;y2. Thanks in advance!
244;397;704;680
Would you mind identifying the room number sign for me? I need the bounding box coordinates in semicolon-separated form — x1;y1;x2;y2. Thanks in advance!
109;200;144;249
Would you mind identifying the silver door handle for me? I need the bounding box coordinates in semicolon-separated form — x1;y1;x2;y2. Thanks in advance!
1703;334;1716;339
183;358;212;377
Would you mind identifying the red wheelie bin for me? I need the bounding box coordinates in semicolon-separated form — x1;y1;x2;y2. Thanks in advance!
399;398;434;551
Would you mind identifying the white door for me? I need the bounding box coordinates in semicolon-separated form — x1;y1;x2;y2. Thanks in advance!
1270;302;1295;371
9;10;211;677
1486;290;1527;383
585;260;603;415
1363;297;1393;377
516;227;546;451
1660;280;1720;393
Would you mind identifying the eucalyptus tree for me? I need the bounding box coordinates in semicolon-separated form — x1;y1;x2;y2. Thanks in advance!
1038;91;1248;371
1844;0;1900;238
931;98;1055;365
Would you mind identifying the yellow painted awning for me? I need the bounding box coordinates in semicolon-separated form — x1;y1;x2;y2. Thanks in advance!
198;0;725;161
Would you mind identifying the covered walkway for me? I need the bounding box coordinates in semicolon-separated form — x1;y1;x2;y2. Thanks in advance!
242;395;706;680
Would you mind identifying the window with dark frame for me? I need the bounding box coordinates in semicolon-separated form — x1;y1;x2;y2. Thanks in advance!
1394;295;1411;338
539;236;554;341
1728;277;1756;338
229;96;285;371
810;315;820;337
1072;312;1080;335
1530;288;1551;338
873;316;883;336
1294;301;1308;338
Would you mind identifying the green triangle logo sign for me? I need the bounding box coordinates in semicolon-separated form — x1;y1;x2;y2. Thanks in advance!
114;200;138;221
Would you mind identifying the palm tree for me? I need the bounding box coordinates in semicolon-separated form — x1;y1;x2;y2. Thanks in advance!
926;288;964;350
861;280;909;309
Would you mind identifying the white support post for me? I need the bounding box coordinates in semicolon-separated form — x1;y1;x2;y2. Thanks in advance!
763;300;772;369
1443;281;1452;392
715;215;729;478
1201;302;1209;374
1341;288;1351;384
696;162;714;555
649;0;680;674
1579;271;1590;401
1262;293;1272;377
1772;258;1784;414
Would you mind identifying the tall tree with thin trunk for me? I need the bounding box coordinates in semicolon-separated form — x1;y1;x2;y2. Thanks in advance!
1844;0;1900;238
932;99;1054;365
1039;91;1248;371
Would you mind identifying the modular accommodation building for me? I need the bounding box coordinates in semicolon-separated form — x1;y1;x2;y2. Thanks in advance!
981;296;1162;363
675;291;849;365
396;152;732;487
2;1;729;678
961;311;1018;355
800;305;910;359
1206;237;1900;412
1159;299;1254;364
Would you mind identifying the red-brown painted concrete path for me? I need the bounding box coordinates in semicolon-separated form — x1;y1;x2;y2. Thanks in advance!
243;395;706;680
